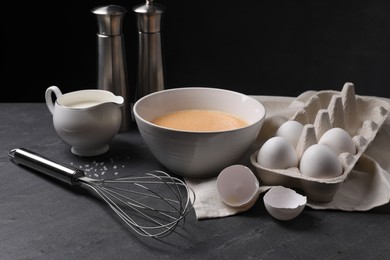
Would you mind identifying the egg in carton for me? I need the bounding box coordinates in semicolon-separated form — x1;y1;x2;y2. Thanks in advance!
250;82;389;202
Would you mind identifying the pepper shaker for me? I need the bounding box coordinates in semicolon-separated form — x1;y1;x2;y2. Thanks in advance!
92;5;131;132
133;0;166;101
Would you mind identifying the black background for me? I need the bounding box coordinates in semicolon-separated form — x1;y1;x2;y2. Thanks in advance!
2;0;390;102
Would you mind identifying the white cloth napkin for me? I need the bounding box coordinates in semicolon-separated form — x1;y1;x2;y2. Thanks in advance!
185;92;390;220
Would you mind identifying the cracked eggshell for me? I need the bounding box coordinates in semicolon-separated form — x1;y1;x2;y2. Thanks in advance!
318;127;356;155
216;165;260;208
257;136;298;169
263;186;307;221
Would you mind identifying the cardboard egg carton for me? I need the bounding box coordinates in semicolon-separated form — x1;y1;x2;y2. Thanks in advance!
251;82;389;202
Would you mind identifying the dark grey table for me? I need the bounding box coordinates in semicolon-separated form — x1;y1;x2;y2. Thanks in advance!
1;103;390;259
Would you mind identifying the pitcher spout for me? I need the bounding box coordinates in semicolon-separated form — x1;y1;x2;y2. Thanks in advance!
113;95;125;106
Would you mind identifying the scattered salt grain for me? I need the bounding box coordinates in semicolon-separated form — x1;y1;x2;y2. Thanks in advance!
68;154;132;178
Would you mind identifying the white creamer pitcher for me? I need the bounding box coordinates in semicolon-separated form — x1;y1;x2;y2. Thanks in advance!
45;86;124;156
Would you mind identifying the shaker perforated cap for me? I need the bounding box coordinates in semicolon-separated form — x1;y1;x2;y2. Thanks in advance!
133;0;166;33
92;5;127;36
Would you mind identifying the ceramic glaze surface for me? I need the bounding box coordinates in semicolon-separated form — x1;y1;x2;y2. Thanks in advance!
45;86;124;156
133;87;266;178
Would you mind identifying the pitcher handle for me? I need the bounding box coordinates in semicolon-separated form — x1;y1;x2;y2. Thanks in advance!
45;86;63;115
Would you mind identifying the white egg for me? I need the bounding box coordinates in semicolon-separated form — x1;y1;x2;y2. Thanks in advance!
318;127;356;155
300;144;343;178
257;136;298;169
275;120;304;148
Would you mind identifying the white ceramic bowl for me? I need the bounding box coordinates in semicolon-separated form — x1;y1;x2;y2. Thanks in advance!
133;87;266;178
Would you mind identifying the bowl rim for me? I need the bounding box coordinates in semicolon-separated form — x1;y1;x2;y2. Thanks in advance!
133;87;266;134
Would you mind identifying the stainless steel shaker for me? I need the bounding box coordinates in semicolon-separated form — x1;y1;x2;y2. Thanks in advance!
92;5;130;132
133;0;166;101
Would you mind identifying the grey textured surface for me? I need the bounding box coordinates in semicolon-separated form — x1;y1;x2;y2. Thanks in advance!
1;103;390;259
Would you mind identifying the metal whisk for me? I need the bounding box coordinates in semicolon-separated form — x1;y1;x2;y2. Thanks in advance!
8;148;195;238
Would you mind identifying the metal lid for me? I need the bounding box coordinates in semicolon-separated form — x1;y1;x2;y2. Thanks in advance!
133;0;166;33
92;5;127;36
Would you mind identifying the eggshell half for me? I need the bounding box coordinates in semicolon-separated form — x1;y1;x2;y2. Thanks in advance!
263;186;307;221
216;165;260;208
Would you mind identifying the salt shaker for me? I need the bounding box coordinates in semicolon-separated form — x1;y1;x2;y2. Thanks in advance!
133;0;166;101
92;5;131;132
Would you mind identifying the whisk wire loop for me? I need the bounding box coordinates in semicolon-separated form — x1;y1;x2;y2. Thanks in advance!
79;170;195;238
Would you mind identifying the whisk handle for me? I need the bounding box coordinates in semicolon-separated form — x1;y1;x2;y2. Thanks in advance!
9;148;85;186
